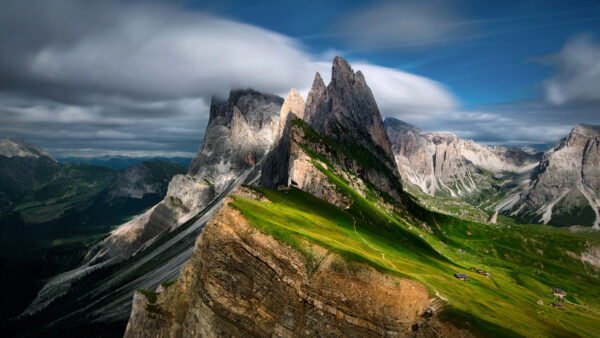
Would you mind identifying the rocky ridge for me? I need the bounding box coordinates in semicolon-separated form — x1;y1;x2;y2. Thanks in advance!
500;124;600;227
305;57;399;182
262;57;404;206
123;57;462;337
384;118;539;201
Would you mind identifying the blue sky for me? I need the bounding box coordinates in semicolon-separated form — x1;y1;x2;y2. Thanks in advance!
200;0;600;106
0;0;599;156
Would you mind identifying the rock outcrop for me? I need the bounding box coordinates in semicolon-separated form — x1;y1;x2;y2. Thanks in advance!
384;118;539;202
277;88;305;139
502;124;600;227
124;188;454;338
87;89;282;264
305;58;398;181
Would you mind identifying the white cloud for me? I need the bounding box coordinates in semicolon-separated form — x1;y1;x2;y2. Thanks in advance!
543;34;600;105
0;0;458;156
25;3;314;100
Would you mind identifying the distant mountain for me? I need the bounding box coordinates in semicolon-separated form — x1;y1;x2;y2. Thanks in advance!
0;137;186;321
0;136;53;159
384;118;540;206
499;124;600;228
56;156;192;170
384;119;600;228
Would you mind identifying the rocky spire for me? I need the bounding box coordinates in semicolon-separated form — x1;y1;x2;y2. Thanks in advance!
303;56;398;172
278;88;305;139
303;72;327;124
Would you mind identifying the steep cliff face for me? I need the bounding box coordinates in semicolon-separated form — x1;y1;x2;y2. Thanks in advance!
384;118;539;204
23;89;283;319
124;187;458;338
188;89;282;183
304;57;399;185
278;88;306;139
87;89;282;265
503;124;600;227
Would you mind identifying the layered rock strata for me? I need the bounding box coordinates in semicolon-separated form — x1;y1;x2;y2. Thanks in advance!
124;187;460;338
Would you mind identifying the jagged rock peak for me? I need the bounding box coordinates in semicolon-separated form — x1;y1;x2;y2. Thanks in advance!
278;88;305;138
331;56;354;84
554;123;600;150
0;136;53;159
304;56;397;171
304;72;327;124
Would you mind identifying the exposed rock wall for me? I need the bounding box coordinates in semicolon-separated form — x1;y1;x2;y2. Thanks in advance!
124;188;459;338
507;124;600;227
384;118;539;199
86;89;282;264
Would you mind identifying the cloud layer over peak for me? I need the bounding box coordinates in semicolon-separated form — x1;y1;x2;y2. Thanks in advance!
0;0;457;157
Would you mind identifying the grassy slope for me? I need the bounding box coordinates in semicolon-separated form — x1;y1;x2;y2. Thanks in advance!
229;121;600;337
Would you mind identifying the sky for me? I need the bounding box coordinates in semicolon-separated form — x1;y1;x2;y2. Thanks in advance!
1;0;600;157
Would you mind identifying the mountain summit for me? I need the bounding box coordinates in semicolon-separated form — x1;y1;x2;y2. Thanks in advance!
261;56;404;204
502;123;600;227
305;57;397;175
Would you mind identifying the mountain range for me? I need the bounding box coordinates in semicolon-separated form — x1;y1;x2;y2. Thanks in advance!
385;119;600;228
5;58;600;337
